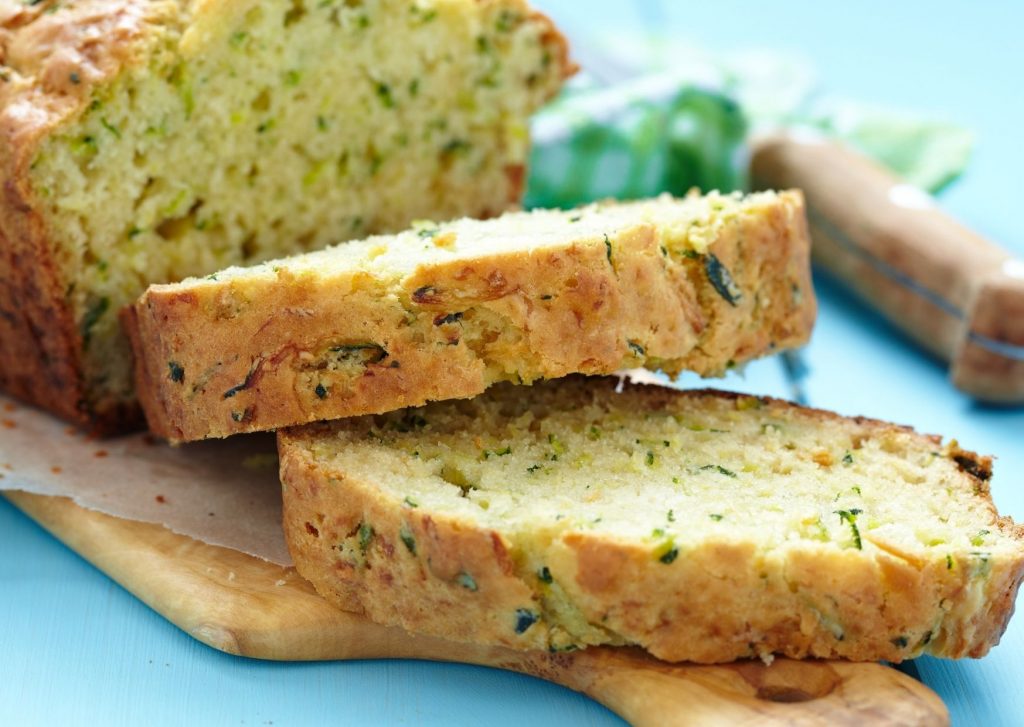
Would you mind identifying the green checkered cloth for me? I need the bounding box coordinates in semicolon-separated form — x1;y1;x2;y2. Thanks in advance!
525;46;973;208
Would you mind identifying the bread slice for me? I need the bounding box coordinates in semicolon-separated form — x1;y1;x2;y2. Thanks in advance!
0;0;570;432
278;375;1024;664
125;190;816;442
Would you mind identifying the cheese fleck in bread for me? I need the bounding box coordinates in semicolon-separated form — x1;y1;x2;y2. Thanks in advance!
0;0;570;431
126;190;816;441
279;376;1024;664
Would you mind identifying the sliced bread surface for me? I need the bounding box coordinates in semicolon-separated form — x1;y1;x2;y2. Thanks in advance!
127;190;815;441
0;0;570;431
279;375;1024;664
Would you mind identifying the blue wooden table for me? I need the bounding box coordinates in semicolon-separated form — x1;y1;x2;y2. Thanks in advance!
2;2;1021;725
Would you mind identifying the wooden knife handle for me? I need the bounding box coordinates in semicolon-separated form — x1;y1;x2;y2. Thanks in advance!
751;133;1024;403
6;491;948;727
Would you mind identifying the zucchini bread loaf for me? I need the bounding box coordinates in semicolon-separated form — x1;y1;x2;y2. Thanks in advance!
279;376;1024;664
126;190;816;441
0;0;570;431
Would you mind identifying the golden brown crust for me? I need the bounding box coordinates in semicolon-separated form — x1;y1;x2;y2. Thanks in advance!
526;4;577;81
0;115;93;427
128;192;816;441
0;0;573;433
279;376;1024;664
0;0;180;431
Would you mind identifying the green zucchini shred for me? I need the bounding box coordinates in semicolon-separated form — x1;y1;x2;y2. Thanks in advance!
456;572;478;592
514;608;538;634
358;523;374;553
705;253;742;305
167;361;185;383
835;509;863;550
399;524;416;554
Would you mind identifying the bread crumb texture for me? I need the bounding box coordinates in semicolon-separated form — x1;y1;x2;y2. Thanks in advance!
279;376;1024;664
0;0;569;430
128;190;816;441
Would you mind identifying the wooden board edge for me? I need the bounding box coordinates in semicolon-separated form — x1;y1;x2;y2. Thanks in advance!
4;490;950;726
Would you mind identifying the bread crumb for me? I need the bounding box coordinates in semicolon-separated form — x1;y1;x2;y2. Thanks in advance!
433;231;457;249
811;449;834;467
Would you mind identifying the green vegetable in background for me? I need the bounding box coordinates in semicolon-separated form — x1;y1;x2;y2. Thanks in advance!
525;83;747;208
525;42;972;206
662;91;747;195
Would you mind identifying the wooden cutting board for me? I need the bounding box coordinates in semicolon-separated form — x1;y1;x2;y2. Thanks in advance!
4;490;947;726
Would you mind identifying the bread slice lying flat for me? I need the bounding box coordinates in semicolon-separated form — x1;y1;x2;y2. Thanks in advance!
0;0;569;432
279;375;1024;664
126;190;815;441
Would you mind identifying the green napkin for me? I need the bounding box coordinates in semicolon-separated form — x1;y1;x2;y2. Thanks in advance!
525;45;973;207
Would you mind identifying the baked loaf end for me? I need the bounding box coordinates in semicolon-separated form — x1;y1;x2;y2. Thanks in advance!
0;0;570;431
279;376;1024;664
127;190;816;441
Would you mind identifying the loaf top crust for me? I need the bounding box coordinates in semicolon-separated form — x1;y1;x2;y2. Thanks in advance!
1;1;171;170
0;0;572;170
127;190;816;440
279;375;1024;663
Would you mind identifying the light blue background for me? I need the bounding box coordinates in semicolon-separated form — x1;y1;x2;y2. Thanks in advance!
2;2;1022;725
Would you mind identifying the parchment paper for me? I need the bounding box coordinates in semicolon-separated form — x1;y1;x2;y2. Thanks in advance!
0;393;291;565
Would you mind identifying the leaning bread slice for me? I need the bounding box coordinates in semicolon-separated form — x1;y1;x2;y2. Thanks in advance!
126;190;815;441
279;376;1024;664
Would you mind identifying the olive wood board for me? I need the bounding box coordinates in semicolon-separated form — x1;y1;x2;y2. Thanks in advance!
4;490;948;726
